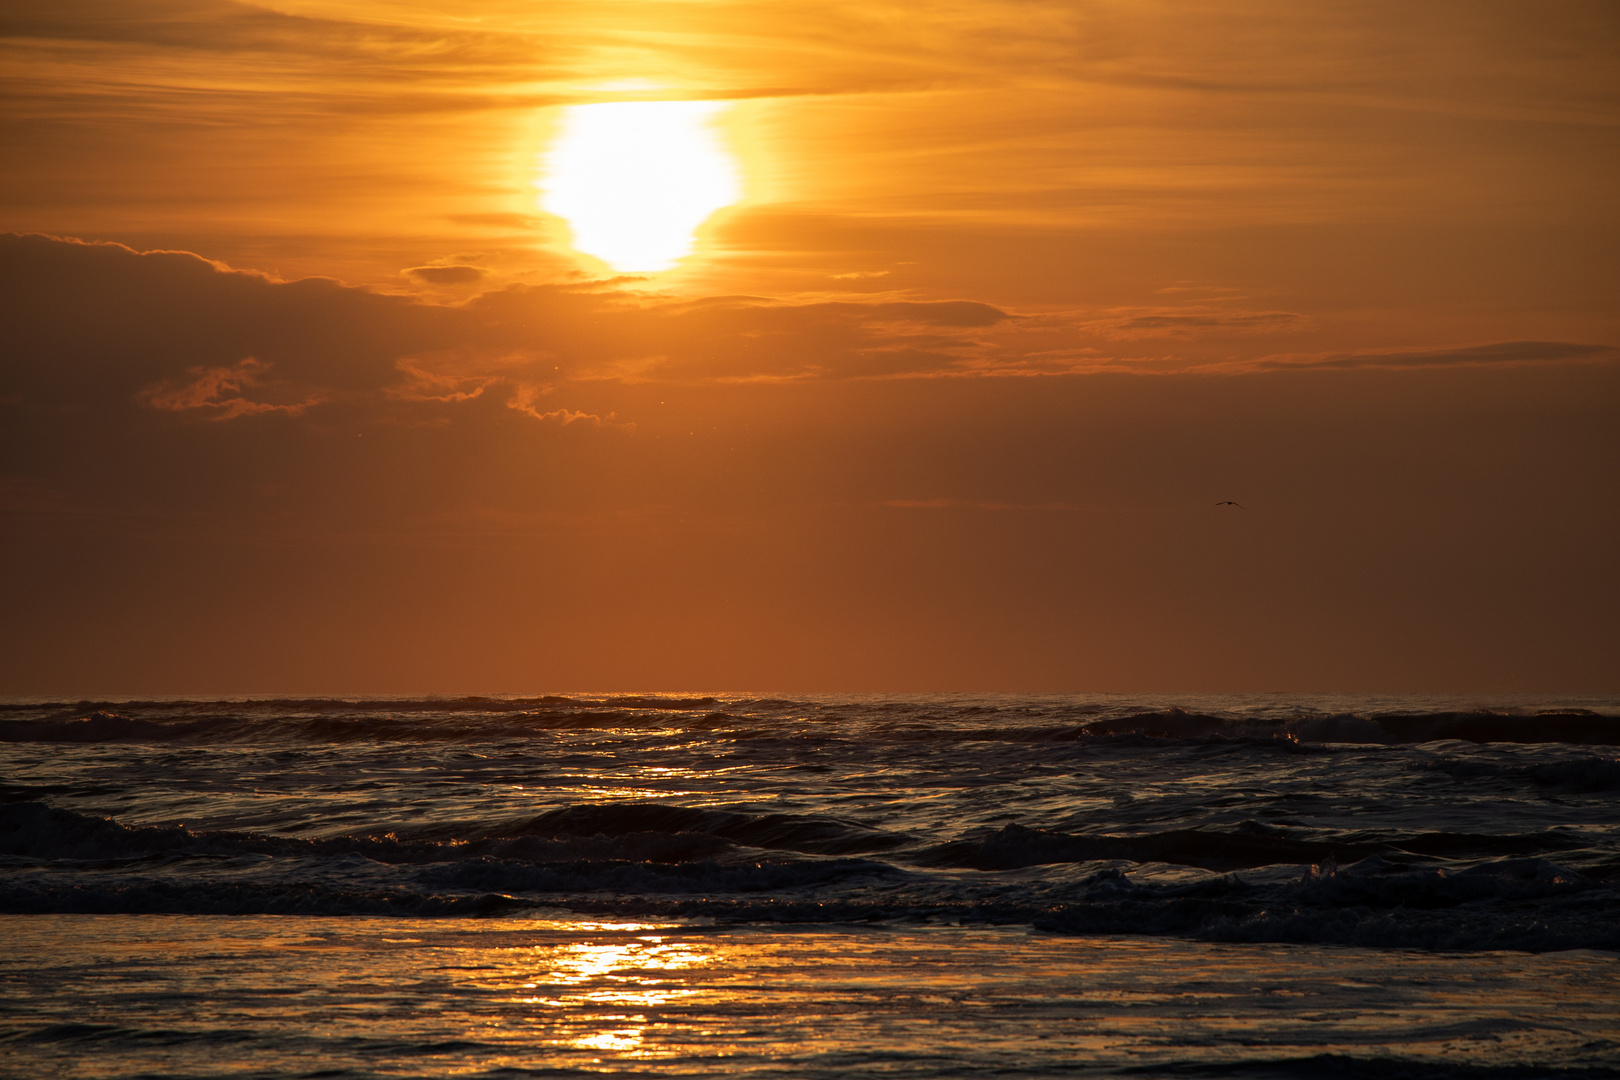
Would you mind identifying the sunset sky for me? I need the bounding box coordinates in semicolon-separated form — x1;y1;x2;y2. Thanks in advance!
2;0;1616;693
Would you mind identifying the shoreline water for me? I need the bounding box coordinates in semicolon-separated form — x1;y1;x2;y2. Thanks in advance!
5;915;1619;1078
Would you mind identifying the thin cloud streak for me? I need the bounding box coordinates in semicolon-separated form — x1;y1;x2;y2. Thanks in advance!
1247;342;1620;373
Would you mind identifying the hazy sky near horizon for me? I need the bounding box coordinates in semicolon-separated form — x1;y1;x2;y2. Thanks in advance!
2;0;1617;693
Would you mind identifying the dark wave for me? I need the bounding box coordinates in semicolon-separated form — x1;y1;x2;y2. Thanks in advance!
1418;754;1620;793
508;802;909;856
4;858;1612;952
416;855;896;896
1120;1055;1620;1079
0;880;533;917
5;801;1602;877
912;821;1597;873
5;801;1617;950
0;1023;504;1061
1369;711;1620;745
916;822;1382;872
1;698;1615;746
1033;856;1616;951
0;1023;261;1048
0;708;743;744
0;800;906;864
1082;708;1620;745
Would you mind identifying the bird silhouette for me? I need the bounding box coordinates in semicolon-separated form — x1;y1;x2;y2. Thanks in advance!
1215;501;1245;509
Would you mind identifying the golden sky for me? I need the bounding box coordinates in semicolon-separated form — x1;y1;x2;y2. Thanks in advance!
2;0;1617;691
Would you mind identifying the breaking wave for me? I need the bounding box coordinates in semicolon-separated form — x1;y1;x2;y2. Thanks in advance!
4;801;1616;951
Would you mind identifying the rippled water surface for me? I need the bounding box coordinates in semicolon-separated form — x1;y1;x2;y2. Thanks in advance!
5;916;1620;1078
3;693;1619;1076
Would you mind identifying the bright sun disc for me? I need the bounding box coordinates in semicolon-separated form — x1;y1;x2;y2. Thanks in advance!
539;100;740;273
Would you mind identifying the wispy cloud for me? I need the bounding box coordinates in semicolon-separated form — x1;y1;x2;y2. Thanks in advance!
404;265;485;286
1254;341;1619;372
1076;309;1306;340
5;235;1614;445
138;357;325;419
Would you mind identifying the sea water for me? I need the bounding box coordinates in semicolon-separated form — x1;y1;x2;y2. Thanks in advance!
2;693;1618;1077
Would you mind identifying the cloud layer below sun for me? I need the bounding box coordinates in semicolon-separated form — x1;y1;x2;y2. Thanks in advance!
7;234;1613;431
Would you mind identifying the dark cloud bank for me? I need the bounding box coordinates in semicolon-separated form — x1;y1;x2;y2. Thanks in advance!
2;234;1616;692
7;233;1607;418
1;234;1016;412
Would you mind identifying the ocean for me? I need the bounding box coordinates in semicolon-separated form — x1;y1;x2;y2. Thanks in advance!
2;693;1618;1078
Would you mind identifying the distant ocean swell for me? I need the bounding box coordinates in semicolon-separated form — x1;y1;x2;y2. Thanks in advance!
2;699;1618;745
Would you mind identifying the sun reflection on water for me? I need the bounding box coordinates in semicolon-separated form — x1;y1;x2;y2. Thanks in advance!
10;918;1620;1074
506;932;709;1059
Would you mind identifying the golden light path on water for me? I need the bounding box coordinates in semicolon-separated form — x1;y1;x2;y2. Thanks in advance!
539;100;741;272
6;916;1620;1075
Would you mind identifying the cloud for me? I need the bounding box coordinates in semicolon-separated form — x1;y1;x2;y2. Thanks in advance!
14;0;1577;139
1115;312;1302;331
422;284;1015;384
506;382;618;427
1258;341;1619;372
0;234;449;409
0;0;1004;124
0;234;1019;429
6;234;1611;452
138;357;324;419
1076;309;1306;340
385;362;494;404
405;266;486;286
0;0;548;77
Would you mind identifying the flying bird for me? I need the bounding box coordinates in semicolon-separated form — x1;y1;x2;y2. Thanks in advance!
1215;501;1245;509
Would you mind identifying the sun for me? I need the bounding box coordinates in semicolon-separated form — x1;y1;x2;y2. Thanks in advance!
538;100;741;273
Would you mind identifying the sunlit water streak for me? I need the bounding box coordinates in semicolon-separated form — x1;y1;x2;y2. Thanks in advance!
4;917;1618;1078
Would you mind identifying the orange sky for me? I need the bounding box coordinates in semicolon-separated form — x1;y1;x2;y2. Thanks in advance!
2;0;1617;693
